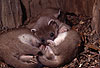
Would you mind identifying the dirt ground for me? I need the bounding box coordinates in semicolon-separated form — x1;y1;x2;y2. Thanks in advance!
0;13;100;68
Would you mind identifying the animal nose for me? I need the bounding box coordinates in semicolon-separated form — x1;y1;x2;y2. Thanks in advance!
40;38;45;43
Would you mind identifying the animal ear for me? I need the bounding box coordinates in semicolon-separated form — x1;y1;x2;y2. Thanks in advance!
54;10;61;18
31;29;37;33
48;19;55;25
48;19;59;29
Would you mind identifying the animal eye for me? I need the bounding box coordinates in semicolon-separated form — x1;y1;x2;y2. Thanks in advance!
50;32;55;37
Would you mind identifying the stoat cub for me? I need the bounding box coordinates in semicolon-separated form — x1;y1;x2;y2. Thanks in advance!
33;18;81;67
0;28;42;68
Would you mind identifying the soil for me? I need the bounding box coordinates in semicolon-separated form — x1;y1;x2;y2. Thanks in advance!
0;13;100;68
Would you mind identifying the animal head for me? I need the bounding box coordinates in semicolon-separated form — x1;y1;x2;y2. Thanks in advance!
30;9;62;45
31;16;59;45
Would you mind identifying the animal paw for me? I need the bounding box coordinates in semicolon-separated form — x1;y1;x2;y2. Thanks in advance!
47;40;55;46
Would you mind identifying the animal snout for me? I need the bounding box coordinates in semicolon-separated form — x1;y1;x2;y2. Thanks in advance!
40;38;45;43
40;38;49;45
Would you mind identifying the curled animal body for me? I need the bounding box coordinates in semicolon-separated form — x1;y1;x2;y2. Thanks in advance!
0;28;42;68
31;15;81;67
38;26;81;67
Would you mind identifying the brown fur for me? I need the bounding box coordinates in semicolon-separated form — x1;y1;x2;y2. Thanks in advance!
0;28;42;68
31;16;59;44
38;29;81;67
31;16;81;67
